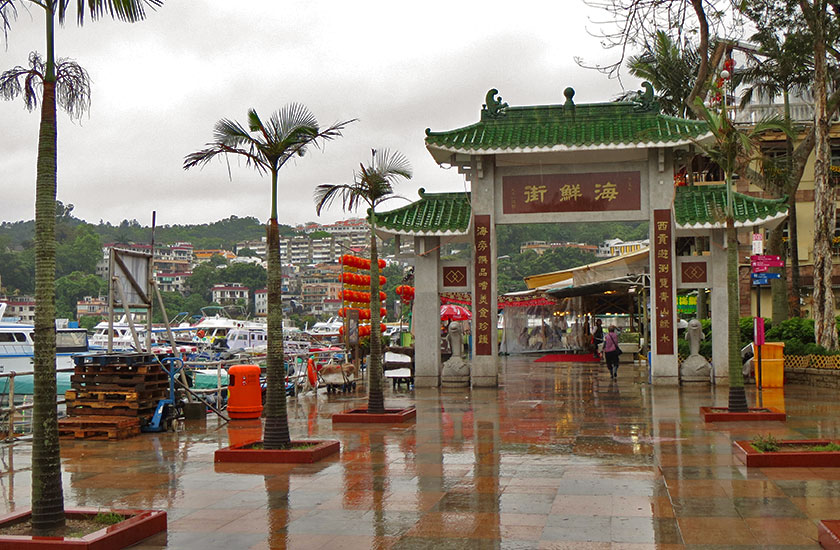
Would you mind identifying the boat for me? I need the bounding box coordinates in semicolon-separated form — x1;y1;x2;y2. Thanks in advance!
0;303;89;374
305;316;343;341
88;316;197;353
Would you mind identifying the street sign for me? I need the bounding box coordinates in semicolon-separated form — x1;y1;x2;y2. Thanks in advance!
752;265;769;273
751;254;781;262
750;262;785;269
751;272;781;280
752;233;764;255
751;278;771;285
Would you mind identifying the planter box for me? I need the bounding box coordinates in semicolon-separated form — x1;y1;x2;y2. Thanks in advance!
700;406;786;422
214;440;340;464
733;439;840;467
819;520;840;550
332;407;416;424
0;508;166;550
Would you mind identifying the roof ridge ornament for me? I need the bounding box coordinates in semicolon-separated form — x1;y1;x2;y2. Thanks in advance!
482;88;508;120
563;87;575;110
633;82;660;113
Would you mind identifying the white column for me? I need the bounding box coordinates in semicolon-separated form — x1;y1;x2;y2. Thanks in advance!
649;148;679;384
470;156;499;387
413;236;441;387
710;228;730;384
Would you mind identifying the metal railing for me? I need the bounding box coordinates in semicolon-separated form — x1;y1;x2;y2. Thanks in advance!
0;367;74;441
0;346;352;440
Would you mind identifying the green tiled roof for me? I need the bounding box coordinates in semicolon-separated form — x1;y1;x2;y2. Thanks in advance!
674;185;788;229
425;85;710;163
375;189;472;236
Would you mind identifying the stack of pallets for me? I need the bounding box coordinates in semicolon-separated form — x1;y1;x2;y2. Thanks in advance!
59;353;170;440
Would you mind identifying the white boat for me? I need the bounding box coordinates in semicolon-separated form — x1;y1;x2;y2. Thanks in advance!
193;307;312;358
305;316;343;340
88;316;197;353
0;303;89;374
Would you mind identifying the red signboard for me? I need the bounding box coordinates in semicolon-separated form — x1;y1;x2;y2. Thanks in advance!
653;209;674;355
502;172;641;214
751;260;784;269
751;255;781;262
473;215;493;356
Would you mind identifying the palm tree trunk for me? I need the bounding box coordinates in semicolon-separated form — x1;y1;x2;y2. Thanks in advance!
810;4;838;349
263;209;291;449
367;218;384;414
768;226;788;323
726;218;748;412
788;194;802;317
31;8;65;535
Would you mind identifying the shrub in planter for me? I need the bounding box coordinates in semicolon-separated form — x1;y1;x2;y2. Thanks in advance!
765;317;815;344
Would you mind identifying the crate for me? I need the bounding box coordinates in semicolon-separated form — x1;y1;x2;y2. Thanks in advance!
58;415;140;440
66;353;170;420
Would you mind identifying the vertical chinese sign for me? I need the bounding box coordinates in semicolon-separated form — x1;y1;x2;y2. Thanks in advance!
474;215;493;356
653;209;674;354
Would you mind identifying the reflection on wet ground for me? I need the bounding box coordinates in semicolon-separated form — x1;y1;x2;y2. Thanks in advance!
1;357;839;549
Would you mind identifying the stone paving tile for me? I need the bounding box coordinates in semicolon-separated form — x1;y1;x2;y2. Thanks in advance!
2;357;839;549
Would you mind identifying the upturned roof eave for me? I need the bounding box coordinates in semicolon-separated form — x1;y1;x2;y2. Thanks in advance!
675;211;788;231
425;132;715;165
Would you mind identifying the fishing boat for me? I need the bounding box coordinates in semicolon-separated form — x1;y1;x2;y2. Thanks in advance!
0;303;89;374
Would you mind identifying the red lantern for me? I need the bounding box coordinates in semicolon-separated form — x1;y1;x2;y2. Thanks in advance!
379;276;387;285
380;324;386;332
380;307;387;317
378;259;386;269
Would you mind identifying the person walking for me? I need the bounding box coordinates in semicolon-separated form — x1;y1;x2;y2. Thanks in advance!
592;319;604;359
603;325;621;379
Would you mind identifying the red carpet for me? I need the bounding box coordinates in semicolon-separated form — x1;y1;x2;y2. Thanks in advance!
535;353;601;363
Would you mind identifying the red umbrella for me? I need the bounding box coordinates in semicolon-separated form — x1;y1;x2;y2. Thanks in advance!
440;304;472;321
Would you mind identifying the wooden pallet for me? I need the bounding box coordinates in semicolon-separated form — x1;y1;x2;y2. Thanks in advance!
64;406;157;417
58;415;140;440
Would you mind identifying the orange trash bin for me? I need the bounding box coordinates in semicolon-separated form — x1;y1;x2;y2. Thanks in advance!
757;342;785;388
227;364;263;419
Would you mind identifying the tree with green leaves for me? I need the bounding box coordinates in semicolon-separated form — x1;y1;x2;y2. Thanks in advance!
692;96;790;411
185;105;352;448
314;149;412;414
0;0;163;534
627;30;701;118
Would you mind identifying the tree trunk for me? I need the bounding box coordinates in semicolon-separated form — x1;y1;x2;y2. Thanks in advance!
367;218;385;414
727;218;748;412
263;215;291;449
31;9;65;534
788;193;802;317
768;226;788;323
810;1;838;349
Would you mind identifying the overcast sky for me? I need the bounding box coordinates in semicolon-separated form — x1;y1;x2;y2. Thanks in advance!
1;1;642;228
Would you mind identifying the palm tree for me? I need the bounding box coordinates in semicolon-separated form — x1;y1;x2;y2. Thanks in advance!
1;0;161;534
314;149;412;414
627;30;701;119
185;106;352;448
693;97;790;412
736;14;814;321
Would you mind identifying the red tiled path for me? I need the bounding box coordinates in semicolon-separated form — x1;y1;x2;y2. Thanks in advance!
1;357;838;549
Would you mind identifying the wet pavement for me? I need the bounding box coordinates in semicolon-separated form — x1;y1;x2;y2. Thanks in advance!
2;357;839;549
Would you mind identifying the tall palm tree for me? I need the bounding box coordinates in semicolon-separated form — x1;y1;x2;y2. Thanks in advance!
314;149;412;414
737;14;814;321
1;0;162;534
627;30;701;119
693;98;790;412
185;106;352;448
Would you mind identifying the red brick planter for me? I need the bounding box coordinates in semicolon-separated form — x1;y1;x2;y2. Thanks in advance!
0;508;166;550
733;440;840;467
819;520;840;550
214;439;340;464
332;407;416;424
700;406;786;422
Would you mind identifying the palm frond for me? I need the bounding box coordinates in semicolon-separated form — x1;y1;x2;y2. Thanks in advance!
65;0;163;26
1;52;90;119
0;0;16;44
313;183;364;216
